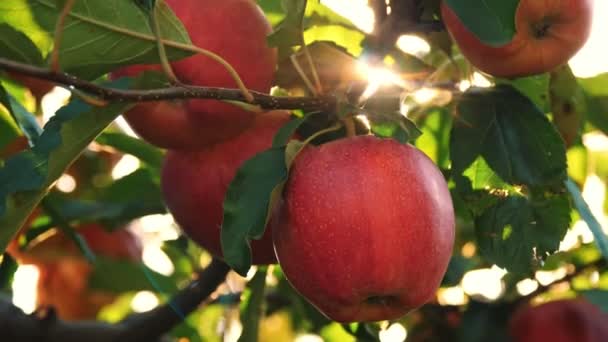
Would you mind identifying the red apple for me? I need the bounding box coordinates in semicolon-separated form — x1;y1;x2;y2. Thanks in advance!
161;111;293;264
510;299;608;342
0;135;29;160
441;0;593;78
273;135;455;322
7;72;55;101
10;223;141;265
113;0;277;149
32;223;142;320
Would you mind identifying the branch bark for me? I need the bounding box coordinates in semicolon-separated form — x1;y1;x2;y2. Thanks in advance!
0;58;336;112
518;258;607;304
1;258;231;342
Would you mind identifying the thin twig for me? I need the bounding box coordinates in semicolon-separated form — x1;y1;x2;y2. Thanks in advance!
49;0;76;71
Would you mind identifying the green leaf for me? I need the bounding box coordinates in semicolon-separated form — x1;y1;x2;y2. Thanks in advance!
0;23;44;65
0;85;41;141
304;0;358;31
585;95;608;135
51;196;166;228
579;73;608;135
458;301;510;342
0;107;20;150
414;108;452;168
303;25;365;57
369;112;422;144
0;0;53;54
461;157;511;192
0;253;18;290
134;0;156;12
96;132;164;170
579;73;608;96
0;79;132;253
549;65;586;146
238;267;268;342
267;0;307;47
451;85;567;187
47;169;166;227
256;0;286;26
88;257;178;293
475;193;571;274
341;323;380;342
443;0;518;46
442;255;478;287
499;74;550;112
581;290;608;313
565;179;608;261
221;148;288;275
101;168;161;202
24;0;192;79
272;112;312;147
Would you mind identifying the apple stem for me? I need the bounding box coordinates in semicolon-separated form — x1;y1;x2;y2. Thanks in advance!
343;117;356;137
302;40;324;95
43;0;255;103
49;0;76;72
162;43;255;104
149;3;181;85
70;88;110;107
290;55;318;96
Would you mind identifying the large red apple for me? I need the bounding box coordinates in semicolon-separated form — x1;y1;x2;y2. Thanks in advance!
273;135;455;322
161;110;293;264
510;299;608;342
113;0;277;149
441;0;593;78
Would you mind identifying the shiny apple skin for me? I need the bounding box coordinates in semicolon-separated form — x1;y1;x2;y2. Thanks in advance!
510;299;608;342
161;111;293;264
113;0;277;149
441;0;593;78
273;135;455;322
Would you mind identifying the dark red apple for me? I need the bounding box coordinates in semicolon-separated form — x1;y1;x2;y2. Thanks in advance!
161;110;293;264
510;299;608;342
7;72;55;101
0;135;29;160
441;0;593;78
273;135;455;322
112;0;277;149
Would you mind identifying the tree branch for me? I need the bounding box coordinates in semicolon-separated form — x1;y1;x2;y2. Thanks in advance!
0;58;336;112
518;258;607;303
1;258;231;342
371;0;388;34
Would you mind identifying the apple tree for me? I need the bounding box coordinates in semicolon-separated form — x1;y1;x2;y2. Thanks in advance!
0;0;607;341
